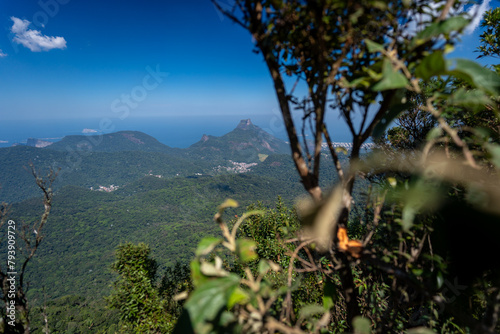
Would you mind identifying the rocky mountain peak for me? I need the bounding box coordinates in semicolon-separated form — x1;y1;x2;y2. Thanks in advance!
236;119;254;130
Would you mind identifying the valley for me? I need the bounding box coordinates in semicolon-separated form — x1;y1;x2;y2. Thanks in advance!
0;119;345;305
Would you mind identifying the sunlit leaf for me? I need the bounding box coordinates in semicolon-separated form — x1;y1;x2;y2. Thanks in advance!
190;260;207;288
365;39;384;53
218;199;239;211
402;205;417;231
387;177;397;187
195;237;221;257
373;59;409;91
335;146;348;154
183;274;240;333
227;287;249;309
447;58;500;95
236;238;258;263
436;271;444;289
412;268;424;276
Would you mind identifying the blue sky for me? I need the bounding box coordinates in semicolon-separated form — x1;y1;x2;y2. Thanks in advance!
0;0;498;124
0;0;278;122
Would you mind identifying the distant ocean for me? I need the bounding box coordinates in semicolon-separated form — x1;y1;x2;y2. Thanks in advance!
0;114;354;149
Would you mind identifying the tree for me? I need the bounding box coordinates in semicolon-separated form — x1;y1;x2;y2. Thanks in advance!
384;80;440;151
107;242;173;333
174;0;500;332
211;0;499;329
477;7;500;60
0;165;56;334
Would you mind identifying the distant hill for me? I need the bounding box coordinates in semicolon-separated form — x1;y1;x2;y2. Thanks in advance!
186;119;290;162
0;120;292;203
0;146;211;203
46;130;179;154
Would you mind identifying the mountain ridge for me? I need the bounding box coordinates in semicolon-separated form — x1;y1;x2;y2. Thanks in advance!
40;119;289;161
0;119;291;203
186;119;290;162
46;130;177;154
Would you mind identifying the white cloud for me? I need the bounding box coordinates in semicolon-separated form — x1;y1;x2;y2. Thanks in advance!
0;49;6;57
463;0;491;35
10;16;67;52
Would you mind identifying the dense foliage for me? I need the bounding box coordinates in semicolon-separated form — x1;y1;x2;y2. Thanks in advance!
107;242;173;333
174;0;500;333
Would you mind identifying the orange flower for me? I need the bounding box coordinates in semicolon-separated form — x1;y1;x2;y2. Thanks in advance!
337;227;363;258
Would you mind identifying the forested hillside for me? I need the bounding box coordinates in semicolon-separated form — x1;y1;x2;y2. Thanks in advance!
7;159;339;302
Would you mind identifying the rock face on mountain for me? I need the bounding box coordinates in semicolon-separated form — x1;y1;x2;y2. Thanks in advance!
186;119;290;162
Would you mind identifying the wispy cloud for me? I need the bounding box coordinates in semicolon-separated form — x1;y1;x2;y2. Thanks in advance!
0;49;6;57
10;16;67;52
463;0;491;35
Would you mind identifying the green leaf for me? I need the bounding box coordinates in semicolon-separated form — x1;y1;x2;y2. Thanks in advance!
258;259;271;276
298;304;325;321
426;127;443;141
365;39;385;53
227;287;249;309
236;238;258;263
183;274;240;334
415;51;446;80
412;268;424;276
322;279;338;310
335;146;348;155
218;199;239;211
485;143;500;169
190;260;207;288
401;179;442;231
373;59;409;91
402;204;417;232
343;76;371;88
447;58;500;95
447;88;494;111
436;272;444;289
215;198;239;223
387;177;397;187
353;316;372;334
414;16;469;46
372;89;410;139
195;237;221;257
